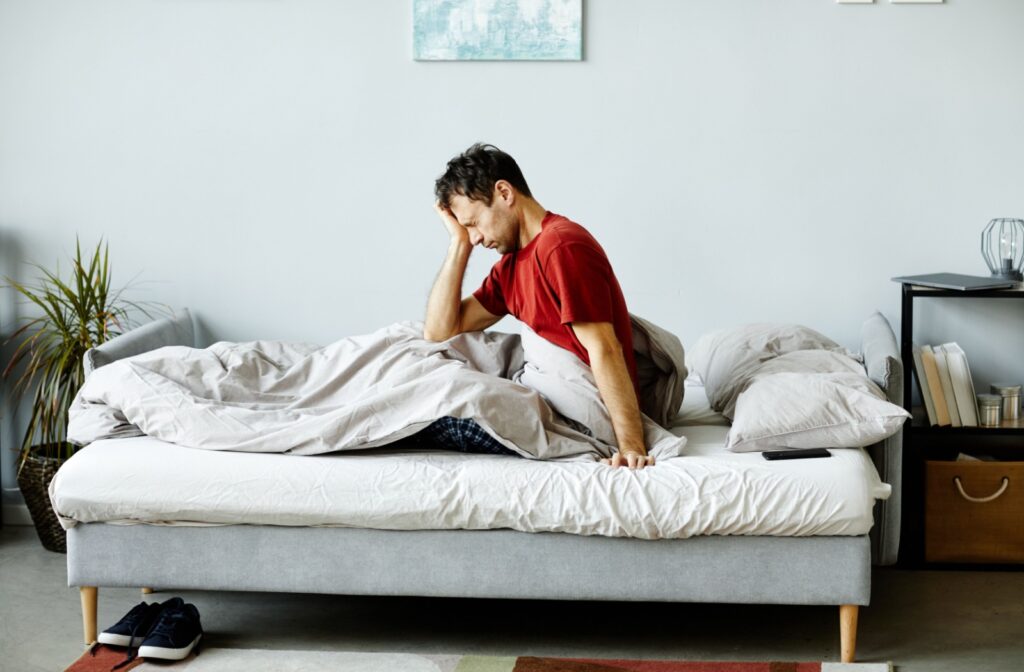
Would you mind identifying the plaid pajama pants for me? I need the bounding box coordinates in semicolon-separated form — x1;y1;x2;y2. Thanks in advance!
410;417;519;456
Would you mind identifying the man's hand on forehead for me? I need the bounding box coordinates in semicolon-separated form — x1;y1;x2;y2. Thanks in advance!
435;201;470;245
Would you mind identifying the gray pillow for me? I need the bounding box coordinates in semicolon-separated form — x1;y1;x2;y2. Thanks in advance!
688;323;861;419
726;362;910;453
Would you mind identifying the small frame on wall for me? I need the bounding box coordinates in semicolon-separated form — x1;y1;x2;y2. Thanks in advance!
413;0;583;61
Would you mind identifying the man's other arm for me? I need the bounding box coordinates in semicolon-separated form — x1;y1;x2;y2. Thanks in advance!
423;204;502;341
571;321;653;470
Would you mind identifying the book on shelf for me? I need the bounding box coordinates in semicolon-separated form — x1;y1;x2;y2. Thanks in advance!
932;346;961;427
911;344;938;426
940;343;980;427
911;341;979;427
919;345;952;426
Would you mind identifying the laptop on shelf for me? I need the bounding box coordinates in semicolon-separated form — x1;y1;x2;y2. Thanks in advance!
890;272;1018;291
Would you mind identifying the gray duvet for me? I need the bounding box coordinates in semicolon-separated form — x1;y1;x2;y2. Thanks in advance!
68;318;688;462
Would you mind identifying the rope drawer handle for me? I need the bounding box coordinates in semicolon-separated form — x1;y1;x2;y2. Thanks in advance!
953;476;1010;503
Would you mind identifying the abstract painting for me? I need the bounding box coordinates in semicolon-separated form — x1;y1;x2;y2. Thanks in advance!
414;0;583;61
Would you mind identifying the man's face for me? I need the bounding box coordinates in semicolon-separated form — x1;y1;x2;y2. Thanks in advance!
448;191;519;255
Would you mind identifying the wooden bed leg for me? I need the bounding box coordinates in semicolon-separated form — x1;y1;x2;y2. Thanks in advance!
141;587;154;595
80;587;98;646
840;604;858;663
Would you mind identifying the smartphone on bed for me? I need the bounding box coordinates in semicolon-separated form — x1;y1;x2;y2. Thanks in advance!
762;448;831;460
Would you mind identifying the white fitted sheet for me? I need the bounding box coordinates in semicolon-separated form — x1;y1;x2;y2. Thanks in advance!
50;386;891;539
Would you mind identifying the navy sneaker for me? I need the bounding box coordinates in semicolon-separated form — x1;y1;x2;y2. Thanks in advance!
137;601;203;661
97;597;182;648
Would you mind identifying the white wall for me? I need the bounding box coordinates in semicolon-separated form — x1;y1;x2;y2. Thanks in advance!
3;0;1024;504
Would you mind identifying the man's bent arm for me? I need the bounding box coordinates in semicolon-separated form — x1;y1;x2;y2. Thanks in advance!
571;321;652;469
424;203;502;341
424;238;474;341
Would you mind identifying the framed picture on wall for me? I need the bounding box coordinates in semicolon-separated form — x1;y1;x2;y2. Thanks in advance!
413;0;583;61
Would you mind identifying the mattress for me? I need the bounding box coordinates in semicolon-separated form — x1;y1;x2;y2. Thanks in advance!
49;384;891;539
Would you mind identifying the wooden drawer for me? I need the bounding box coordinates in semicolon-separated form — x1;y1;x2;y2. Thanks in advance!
925;460;1024;563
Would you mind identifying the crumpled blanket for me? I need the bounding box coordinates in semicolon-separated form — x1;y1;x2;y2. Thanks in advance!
68;319;688;462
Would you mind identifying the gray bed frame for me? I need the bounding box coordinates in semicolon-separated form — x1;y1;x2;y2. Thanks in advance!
67;309;904;664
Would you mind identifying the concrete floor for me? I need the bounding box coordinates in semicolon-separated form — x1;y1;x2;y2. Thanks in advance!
2;525;1022;672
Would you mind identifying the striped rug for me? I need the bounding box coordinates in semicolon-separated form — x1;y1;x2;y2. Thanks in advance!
66;645;892;671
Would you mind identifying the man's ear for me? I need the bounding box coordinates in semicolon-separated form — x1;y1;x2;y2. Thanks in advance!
494;180;515;206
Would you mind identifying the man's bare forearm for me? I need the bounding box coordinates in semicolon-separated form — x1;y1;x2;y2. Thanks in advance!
588;344;647;455
423;239;472;341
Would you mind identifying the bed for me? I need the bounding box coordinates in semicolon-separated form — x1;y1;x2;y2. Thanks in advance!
50;309;904;663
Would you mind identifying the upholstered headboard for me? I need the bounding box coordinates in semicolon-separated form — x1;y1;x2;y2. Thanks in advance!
860;311;904;566
83;308;195;378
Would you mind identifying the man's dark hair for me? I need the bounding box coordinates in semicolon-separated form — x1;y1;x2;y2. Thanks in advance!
434;143;532;208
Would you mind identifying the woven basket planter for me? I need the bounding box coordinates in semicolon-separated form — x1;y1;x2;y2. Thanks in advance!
16;447;67;553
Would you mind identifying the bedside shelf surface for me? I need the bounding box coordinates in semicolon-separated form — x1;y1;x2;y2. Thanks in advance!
905;283;1024;298
909;406;1024;435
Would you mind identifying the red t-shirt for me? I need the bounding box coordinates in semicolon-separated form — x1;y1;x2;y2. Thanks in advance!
473;212;639;394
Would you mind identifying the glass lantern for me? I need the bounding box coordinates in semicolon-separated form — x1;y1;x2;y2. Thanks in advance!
981;218;1024;281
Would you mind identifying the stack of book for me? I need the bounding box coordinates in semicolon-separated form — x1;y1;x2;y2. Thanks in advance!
911;343;979;427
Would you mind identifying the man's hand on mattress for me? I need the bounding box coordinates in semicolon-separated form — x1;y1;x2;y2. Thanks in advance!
435;201;470;246
601;450;655;470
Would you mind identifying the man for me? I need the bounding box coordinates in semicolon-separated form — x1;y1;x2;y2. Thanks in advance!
422;143;653;470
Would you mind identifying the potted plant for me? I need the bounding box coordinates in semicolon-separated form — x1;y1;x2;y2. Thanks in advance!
3;239;156;552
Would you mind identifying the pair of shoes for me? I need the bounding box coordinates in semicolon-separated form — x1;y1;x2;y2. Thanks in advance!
93;596;203;669
138;601;202;661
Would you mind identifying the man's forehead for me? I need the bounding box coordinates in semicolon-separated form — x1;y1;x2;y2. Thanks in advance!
449;195;483;224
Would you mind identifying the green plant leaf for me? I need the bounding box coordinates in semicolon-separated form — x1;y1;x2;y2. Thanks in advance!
3;239;150;472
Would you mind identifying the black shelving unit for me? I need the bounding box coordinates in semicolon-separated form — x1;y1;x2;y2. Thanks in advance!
898;282;1024;566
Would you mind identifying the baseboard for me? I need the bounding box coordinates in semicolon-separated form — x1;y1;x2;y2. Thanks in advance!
2;503;32;526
